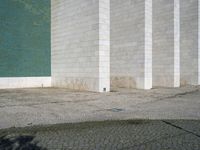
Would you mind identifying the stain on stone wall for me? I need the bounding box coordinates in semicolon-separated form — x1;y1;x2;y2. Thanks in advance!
0;0;50;77
111;76;136;89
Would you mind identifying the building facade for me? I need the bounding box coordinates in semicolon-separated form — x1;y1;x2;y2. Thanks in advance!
0;0;200;92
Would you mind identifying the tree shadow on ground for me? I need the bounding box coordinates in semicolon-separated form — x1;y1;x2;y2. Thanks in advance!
0;135;46;150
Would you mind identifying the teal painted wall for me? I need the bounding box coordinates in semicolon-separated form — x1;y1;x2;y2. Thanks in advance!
0;0;50;77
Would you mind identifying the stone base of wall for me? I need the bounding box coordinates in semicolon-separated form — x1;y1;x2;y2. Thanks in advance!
0;77;51;89
51;77;100;92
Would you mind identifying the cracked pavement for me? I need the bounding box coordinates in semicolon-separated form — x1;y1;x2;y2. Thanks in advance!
0;85;200;129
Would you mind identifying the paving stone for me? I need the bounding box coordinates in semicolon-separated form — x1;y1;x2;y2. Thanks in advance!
0;120;200;150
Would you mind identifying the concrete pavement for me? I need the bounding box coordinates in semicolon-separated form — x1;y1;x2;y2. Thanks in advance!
0;86;200;129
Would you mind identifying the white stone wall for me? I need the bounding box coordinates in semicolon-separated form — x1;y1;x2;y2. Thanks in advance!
51;0;110;92
110;0;152;89
180;0;199;85
1;1;200;91
152;0;180;87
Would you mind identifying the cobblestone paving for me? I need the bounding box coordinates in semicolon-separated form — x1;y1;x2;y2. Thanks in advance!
0;120;200;150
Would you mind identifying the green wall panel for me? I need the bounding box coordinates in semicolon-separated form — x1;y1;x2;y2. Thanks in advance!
0;0;50;77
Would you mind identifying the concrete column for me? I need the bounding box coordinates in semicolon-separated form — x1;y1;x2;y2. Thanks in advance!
145;0;153;89
51;0;110;92
152;0;180;87
110;0;152;89
99;0;110;92
180;0;199;85
199;0;200;84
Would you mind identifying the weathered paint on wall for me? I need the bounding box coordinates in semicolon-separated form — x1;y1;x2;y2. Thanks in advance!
0;0;51;77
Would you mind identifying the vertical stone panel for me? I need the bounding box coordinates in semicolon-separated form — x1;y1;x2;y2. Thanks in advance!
99;0;110;92
110;0;152;89
145;0;153;89
152;0;180;87
174;0;180;87
51;0;110;92
199;0;200;84
180;0;199;85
